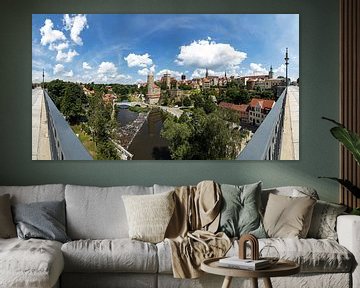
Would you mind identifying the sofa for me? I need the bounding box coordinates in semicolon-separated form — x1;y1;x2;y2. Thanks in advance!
0;183;359;288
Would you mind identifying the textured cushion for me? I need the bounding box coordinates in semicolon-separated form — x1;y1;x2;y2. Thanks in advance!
261;186;319;213
61;239;158;273
218;182;266;238
307;200;347;240
12;200;70;243
157;238;354;274
65;185;153;239
122;191;175;243
0;184;65;204
0;238;64;288
263;194;316;238
0;194;16;238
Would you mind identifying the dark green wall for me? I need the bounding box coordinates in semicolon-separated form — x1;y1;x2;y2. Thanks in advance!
0;0;340;202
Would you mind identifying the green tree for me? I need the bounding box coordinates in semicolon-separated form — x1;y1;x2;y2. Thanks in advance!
46;79;67;108
96;141;120;160
61;82;87;125
183;97;192;107
161;109;242;160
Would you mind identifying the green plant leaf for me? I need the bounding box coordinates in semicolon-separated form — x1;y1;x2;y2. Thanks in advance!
322;117;360;165
319;177;360;198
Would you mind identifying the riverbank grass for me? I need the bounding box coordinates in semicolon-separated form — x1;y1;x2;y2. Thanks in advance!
71;125;97;159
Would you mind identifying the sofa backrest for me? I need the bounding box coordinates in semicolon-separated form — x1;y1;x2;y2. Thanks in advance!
65;184;154;240
0;184;65;204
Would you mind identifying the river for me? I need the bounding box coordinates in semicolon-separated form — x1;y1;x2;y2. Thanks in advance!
116;108;171;160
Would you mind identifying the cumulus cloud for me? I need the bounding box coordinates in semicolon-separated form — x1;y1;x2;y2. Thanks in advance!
64;70;74;77
124;53;153;68
249;63;268;75
137;65;156;76
273;64;286;75
98;61;117;76
176;39;247;70
191;68;224;79
49;41;69;51
53;64;65;75
63;14;88;45
82;62;92;70
56;49;79;62
156;69;182;78
40;19;66;46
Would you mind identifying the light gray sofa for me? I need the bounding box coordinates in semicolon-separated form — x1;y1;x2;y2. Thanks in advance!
0;184;359;288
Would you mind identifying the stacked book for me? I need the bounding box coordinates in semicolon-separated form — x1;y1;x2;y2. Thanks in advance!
218;257;271;270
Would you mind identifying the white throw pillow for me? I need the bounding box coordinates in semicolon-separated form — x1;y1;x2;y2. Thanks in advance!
122;191;175;243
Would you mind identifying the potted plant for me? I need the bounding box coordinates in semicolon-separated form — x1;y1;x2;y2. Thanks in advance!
320;117;360;215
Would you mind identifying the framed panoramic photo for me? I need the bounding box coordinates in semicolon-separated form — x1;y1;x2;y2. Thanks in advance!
32;14;299;160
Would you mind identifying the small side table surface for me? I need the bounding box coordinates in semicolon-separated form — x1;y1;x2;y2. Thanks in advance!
201;257;300;288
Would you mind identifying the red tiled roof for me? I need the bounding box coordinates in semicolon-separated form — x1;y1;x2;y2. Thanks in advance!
219;102;249;112
249;98;275;109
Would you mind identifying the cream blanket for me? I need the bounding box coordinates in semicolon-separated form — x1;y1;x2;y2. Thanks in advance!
165;180;231;278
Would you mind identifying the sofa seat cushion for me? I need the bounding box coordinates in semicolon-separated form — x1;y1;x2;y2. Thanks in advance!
230;238;354;273
157;238;354;274
62;239;158;273
0;238;64;288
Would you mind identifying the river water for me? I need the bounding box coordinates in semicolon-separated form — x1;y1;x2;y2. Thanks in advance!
116;108;171;160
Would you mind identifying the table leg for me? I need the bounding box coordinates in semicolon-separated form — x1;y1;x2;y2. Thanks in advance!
222;276;233;288
263;277;273;288
251;278;258;288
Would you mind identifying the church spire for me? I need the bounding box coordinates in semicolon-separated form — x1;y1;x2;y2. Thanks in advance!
205;67;209;78
269;65;274;79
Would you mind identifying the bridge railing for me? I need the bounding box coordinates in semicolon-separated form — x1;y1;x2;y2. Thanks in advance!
237;88;287;160
43;90;92;160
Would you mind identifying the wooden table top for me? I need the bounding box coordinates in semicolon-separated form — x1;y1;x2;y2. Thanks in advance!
201;257;300;278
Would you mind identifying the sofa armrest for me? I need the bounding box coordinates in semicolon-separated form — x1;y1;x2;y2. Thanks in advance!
337;215;360;288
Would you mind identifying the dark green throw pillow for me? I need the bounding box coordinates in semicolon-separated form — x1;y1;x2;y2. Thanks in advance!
12;200;70;243
218;182;266;238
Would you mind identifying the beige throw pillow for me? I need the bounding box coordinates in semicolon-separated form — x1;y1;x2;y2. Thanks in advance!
263;193;316;238
122;191;175;243
0;194;17;238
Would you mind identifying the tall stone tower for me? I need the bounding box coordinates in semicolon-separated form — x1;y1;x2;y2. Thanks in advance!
147;73;154;95
269;65;274;79
164;73;171;89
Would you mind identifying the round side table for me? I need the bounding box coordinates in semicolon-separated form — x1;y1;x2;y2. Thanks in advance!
201;257;300;288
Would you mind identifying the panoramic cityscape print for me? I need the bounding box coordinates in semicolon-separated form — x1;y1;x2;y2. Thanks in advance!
32;14;299;160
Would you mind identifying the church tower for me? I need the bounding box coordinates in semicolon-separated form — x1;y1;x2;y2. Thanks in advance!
205;68;209;78
147;73;154;95
269;65;274;79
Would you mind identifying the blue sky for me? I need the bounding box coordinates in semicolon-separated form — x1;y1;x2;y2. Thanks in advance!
32;14;299;84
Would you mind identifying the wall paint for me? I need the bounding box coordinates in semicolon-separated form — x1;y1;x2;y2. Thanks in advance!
0;0;340;202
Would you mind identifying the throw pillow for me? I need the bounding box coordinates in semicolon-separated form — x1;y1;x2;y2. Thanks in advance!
12;200;70;243
122;191;175;243
218;182;266;238
263;193;316;238
307;200;347;240
0;194;16;238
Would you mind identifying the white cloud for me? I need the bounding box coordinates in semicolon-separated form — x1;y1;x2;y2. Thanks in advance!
40;19;66;46
63;14;88;45
249;63;268;75
273;64;286;76
176;39;247;70
98;61;117;76
156;69;182;78
56;49;79;62
191;68;225;79
137;65;156;76
53;64;65;75
49;41;69;51
124;53;153;68
64;70;74;77
82;62;92;70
